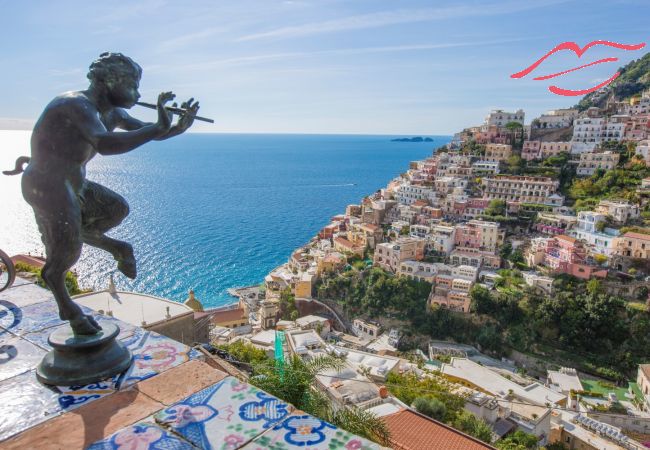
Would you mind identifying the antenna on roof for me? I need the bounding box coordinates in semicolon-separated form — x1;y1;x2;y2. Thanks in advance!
141;301;146;327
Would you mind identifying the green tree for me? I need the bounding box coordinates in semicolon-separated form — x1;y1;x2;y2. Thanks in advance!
413;397;447;421
470;285;495;314
586;279;601;296
252;355;390;445
499;241;513;259
14;261;85;296
216;340;270;365
505;121;524;149
452;410;494;443
495;430;538;449
486;200;507;217
279;287;298;320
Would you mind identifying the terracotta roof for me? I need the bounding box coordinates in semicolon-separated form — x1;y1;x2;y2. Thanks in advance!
413;200;428;207
382;409;495;450
207;307;247;324
11;254;46;269
323;253;345;263
333;237;357;248
624;232;650;241
555;234;577;243
360;223;380;232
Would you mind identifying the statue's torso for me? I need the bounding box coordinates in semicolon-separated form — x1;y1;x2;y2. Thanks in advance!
26;92;107;194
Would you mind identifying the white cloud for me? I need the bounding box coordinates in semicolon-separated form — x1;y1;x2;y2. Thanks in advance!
236;1;567;41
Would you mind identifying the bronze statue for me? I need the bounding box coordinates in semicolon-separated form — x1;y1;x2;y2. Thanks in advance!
10;52;200;336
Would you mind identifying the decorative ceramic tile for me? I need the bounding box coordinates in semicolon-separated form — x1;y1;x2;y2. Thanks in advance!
189;347;203;361
22;315;136;352
0;335;46;382
243;415;384;450
155;376;293;450
117;330;193;389
0;369;62;441
0;300;24;334
0;282;54;307
94;314;137;341
57;377;118;411
87;422;198;450
0;300;66;336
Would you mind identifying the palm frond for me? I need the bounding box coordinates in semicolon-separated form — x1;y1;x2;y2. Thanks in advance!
327;407;391;446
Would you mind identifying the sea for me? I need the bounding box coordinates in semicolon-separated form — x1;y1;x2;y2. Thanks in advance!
0;131;449;308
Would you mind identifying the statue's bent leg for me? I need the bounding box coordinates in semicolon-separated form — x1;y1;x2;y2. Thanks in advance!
80;181;136;279
34;202;101;335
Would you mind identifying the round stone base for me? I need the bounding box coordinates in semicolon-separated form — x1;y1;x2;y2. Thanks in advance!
36;322;133;386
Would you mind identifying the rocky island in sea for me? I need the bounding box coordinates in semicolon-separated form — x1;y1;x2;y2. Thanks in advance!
391;136;434;142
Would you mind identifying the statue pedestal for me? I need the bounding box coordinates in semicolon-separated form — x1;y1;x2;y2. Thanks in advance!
36;322;133;386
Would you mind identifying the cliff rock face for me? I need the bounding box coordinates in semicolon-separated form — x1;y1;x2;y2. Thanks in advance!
576;52;650;111
530;126;574;142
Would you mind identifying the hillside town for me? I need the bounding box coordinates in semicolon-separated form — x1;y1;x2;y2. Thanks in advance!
192;85;650;449
6;63;650;450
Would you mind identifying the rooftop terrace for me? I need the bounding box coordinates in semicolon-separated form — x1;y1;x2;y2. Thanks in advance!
0;278;384;449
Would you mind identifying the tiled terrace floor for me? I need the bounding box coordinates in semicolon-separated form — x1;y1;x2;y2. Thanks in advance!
0;279;384;449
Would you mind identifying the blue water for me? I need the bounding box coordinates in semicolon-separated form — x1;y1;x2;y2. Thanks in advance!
1;132;448;308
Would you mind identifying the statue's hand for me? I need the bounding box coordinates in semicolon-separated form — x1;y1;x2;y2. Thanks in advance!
156;91;175;134
176;98;200;133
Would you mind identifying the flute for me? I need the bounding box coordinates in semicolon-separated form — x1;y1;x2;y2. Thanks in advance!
135;101;214;124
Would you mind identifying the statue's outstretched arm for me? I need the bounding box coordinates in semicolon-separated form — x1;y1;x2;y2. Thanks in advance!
114;97;198;141
75;93;174;155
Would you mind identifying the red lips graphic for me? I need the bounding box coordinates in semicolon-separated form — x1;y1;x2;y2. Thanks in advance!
511;40;646;96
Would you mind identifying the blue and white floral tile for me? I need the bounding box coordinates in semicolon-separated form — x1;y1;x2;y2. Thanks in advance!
0;369;62;441
154;376;294;450
116;330;193;389
0;300;66;336
0;282;54;307
86;421;198;450
243;415;384;450
0;335;46;382
56;377;118;411
189;347;203;361
0;300;25;335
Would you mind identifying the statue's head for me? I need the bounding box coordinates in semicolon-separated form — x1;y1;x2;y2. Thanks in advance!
88;52;142;108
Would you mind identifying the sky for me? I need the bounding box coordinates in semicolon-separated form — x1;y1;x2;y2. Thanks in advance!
0;0;648;135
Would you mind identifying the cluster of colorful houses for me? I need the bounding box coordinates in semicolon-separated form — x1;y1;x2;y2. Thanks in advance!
207;95;650;447
175;90;650;448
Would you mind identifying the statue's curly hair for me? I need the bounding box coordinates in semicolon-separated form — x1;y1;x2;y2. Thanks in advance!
87;52;142;85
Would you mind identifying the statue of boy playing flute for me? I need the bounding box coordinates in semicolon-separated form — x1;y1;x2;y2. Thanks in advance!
11;52;199;335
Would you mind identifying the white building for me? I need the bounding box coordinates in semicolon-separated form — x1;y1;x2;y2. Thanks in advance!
398;260;438;283
576;151;620;176
574;211;619;257
571;117;604;153
472;160;500;175
533;109;578;129
484;109;525;128
636;140;650;164
428;225;456;254
395;183;437;205
595;200;640;224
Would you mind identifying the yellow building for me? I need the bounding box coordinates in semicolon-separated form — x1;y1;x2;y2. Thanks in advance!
316;252;346;275
614;232;650;259
484;143;512;162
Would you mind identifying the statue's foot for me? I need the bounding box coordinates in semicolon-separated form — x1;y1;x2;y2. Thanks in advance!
117;258;137;279
69;314;102;335
116;243;137;279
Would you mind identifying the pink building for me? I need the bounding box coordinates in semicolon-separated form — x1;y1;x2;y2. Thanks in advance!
522;140;541;161
624;114;649;141
543;235;606;279
455;223;482;249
